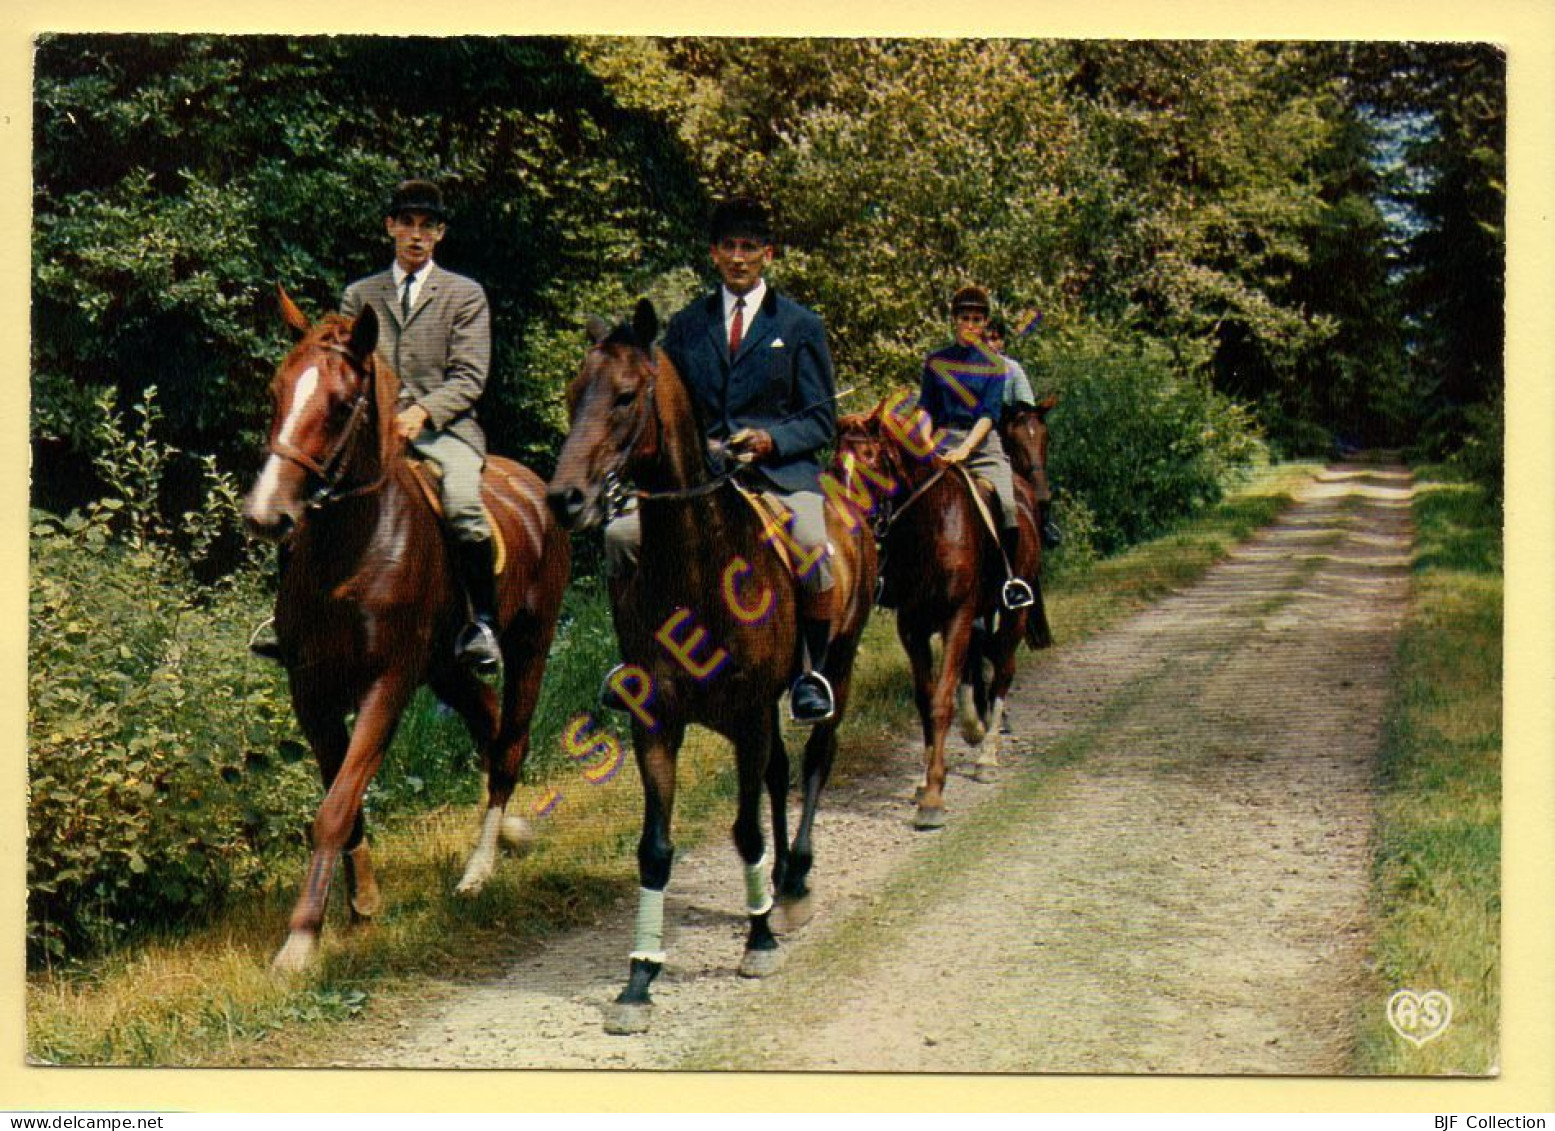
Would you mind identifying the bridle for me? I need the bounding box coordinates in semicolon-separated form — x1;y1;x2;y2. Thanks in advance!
268;342;388;509
592;343;734;520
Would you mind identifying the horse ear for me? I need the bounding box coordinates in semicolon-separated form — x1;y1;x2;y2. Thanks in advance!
1036;393;1059;418
585;315;609;345
632;298;658;349
349;303;379;363
277;285;310;336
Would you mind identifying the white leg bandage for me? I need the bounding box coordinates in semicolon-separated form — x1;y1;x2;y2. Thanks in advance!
630;887;666;964
744;853;773;917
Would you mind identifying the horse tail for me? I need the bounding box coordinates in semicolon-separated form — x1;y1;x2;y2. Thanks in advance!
1024;576;1053;650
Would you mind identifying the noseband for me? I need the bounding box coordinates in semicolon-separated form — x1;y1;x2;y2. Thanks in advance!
269;342;387;509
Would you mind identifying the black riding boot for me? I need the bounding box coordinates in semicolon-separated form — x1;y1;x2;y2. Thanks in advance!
1000;526;1035;610
454;538;503;675
789;582;837;724
790;614;836;725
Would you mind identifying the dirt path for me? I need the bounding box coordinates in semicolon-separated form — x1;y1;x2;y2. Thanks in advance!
349;462;1414;1073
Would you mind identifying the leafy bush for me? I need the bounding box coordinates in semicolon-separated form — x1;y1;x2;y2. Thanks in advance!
28;508;312;961
26;388;311;961
1033;322;1265;554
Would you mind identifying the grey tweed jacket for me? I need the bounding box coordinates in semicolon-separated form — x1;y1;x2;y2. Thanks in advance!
341;263;491;459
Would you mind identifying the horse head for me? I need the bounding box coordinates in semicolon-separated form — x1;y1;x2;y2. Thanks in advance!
835;405;895;487
547;298;670;531
241;287;396;542
1001;393;1057;481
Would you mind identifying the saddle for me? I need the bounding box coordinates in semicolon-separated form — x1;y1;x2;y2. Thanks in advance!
406;457;509;576
957;467;1004;545
734;484;834;580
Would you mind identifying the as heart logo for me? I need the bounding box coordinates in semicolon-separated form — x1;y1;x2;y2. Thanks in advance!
1387;989;1453;1047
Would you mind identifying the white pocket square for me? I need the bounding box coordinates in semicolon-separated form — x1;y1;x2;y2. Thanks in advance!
771;338;785;348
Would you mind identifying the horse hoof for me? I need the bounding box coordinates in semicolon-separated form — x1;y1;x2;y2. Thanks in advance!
271;932;317;974
738;947;785;979
499;815;536;856
603;1001;653;1035
776;893;815;932
972;764;999;785
349;888;382;920
913;805;948;830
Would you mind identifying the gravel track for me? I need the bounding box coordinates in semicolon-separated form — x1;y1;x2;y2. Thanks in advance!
348;462;1414;1074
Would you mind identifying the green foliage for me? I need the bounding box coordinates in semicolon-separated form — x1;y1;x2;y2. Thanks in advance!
1036;323;1265;553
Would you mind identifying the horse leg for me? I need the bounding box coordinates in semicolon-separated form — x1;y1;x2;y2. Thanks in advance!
973;612;1022;782
780;628;859;928
958;623;988;746
764;704;796;919
900;616;936;805
292;698;381;922
732;714;782;979
915;606;974;830
274;674;412;973
474;627;554;883
429;665;505;896
604;721;684;1036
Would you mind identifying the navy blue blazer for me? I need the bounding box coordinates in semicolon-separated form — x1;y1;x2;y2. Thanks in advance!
662;286;837;494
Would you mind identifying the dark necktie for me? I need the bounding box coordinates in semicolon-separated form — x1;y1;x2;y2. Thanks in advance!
401;272;417;321
728;296;745;360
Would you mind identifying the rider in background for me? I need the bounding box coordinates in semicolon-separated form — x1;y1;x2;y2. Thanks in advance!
985;317;1061;550
917;287;1035;611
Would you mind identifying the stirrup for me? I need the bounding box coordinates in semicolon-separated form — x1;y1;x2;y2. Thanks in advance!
455;620;502;674
788;671;836;726
248;617;283;663
1001;577;1035;611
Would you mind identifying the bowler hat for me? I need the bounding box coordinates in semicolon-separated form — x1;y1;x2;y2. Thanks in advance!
710;197;772;245
385;179;448;222
951;285;991;314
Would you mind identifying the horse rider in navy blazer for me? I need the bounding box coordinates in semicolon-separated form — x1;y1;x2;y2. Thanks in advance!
603;197;841;724
342;179;503;673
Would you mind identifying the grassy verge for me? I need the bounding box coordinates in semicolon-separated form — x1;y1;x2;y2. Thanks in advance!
1355;466;1502;1075
26;461;1317;1066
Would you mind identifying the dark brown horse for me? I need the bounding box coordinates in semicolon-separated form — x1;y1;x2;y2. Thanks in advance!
836;397;1048;828
242;289;569;972
545;301;875;1034
1001;393;1058;488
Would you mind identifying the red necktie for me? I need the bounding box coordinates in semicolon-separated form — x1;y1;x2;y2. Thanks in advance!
729;297;745;360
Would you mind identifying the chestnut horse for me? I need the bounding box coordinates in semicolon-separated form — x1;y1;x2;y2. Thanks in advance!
956;395;1058;752
242;290;569;972
545;301;875;1035
836;398;1048;828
